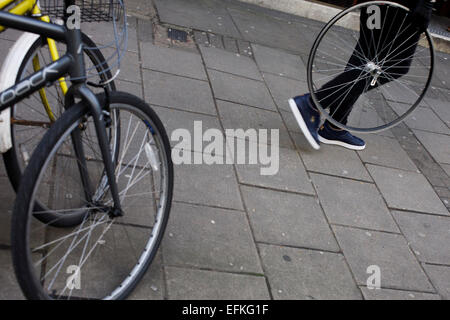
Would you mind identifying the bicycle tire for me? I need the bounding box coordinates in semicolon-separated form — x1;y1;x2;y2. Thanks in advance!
12;91;173;299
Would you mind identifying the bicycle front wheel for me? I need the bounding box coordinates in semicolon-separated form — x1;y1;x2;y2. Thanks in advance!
308;1;435;133
11;91;173;300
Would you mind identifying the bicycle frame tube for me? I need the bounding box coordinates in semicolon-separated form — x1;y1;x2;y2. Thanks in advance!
0;10;66;40
0;4;124;213
0;54;72;112
0;0;36;32
0;11;68;112
0;1;69;119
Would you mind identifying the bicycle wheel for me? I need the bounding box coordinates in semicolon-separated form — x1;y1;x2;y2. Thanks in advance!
307;1;434;133
3;32;117;194
12;91;173;300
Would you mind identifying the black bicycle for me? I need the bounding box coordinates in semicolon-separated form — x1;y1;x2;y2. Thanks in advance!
0;0;173;299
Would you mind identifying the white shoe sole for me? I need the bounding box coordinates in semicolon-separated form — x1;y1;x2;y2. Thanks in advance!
289;98;320;150
318;135;366;151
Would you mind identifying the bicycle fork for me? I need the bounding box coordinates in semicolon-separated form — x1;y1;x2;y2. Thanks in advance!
64;23;123;217
76;85;123;217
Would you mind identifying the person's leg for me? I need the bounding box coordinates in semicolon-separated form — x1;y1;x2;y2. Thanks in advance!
374;27;421;87
318;9;422;150
315;52;369;125
288;13;370;150
312;11;372;150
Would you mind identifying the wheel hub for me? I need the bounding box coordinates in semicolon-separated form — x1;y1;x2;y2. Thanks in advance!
364;62;382;86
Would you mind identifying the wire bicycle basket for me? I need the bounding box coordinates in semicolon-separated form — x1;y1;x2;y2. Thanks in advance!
39;0;123;22
39;0;128;83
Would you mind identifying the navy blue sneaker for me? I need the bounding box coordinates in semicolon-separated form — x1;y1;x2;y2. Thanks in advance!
318;121;366;150
288;94;321;150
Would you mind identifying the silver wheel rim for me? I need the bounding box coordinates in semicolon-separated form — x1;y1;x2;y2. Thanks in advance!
307;1;435;133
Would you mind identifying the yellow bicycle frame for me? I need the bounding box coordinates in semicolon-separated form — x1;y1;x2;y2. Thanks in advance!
0;0;69;122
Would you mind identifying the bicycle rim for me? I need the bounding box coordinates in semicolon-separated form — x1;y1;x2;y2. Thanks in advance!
307;1;435;133
12;93;172;299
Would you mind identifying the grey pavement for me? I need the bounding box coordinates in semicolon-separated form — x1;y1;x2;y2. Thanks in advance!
0;0;449;300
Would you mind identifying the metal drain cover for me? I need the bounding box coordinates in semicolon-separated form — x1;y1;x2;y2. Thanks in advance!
168;28;188;42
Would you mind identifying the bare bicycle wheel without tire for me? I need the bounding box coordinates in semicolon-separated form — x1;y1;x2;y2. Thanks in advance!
307;1;435;133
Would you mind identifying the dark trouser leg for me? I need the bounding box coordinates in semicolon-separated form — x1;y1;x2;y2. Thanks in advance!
314;51;369;125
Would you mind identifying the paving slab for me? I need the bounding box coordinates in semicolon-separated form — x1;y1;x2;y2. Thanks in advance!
162;202;262;274
194;31;210;47
390;103;449;135
311;173;399;233
165;266;270;299
357;134;418;172
83;20;138;53
235;146;315;195
0;250;23;300
141;43;207;80
241;185;339;251
442;163;450;177
0;160;6;177
152;106;223;154
96;46;141;84
441;90;450;102
280;109;304;134
0;39;14;66
173;152;243;210
263;73;308;112
227;7;317;55
127;0;155;18
0;28;21;42
209;69;277;111
423;264;450;299
425;98;450;127
300;145;372;182
200;46;262;80
367;164;448;215
347;109;396;139
223;36;239;53
360;287;440;300
208;33;225;49
128;253;165;300
432;53;450;90
217;100;293;148
252;44;306;81
259;244;362;300
143;70;217;115
334;226;434;292
236;39;253;57
115;79;143;99
381;82;419;105
115;50;141;83
154;0;241;38
0;177;14;246
291;131;318;151
413;130;450;165
393;211;450;265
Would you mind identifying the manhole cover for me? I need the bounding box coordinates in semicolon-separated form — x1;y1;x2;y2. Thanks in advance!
168;28;188;42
